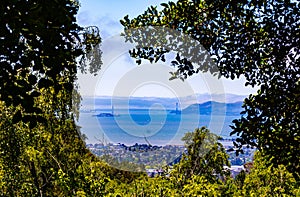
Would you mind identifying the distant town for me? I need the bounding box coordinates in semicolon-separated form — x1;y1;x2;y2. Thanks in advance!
86;139;256;177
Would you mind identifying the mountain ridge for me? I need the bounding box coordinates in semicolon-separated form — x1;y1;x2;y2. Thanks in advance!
80;94;246;112
181;101;243;116
81;96;243;115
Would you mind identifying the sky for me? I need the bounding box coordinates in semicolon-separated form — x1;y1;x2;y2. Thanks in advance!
76;0;259;98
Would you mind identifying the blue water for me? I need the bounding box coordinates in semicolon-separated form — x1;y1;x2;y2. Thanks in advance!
77;109;239;145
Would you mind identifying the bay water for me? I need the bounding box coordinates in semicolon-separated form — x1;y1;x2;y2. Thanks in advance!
77;109;239;145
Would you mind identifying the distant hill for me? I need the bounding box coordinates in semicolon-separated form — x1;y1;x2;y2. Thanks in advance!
182;101;243;116
80;94;246;112
194;93;248;103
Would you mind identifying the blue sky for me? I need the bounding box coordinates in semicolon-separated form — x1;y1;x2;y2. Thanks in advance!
76;0;259;97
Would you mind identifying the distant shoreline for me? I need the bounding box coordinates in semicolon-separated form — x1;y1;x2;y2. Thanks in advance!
85;138;238;147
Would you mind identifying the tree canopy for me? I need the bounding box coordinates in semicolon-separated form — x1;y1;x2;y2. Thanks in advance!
1;0;102;126
0;0;106;195
172;127;230;184
120;0;300;179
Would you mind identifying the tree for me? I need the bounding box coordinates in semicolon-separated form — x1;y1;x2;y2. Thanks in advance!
0;0;104;195
239;152;300;196
120;0;300;178
171;127;230;186
1;0;102;125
